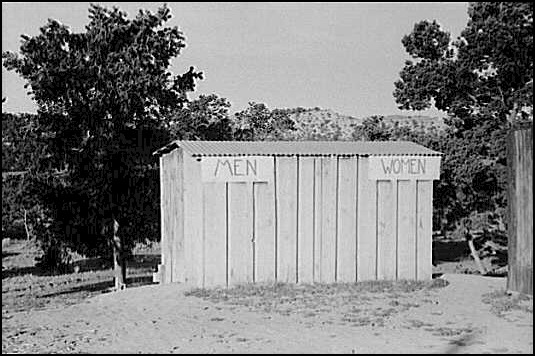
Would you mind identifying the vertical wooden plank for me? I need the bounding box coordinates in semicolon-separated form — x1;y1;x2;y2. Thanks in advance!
377;180;397;280
313;158;322;282
255;177;276;283
298;157;315;284
276;157;298;283
514;131;522;293
320;157;337;283
357;157;377;281
173;149;185;283
336;157;358;282
511;127;533;295
160;149;184;284
159;154;170;283
416;180;433;280
506;129;518;292
181;152;191;285
228;182;254;285
520;128;533;294
397;180;417;280
203;182;227;287
182;153;203;287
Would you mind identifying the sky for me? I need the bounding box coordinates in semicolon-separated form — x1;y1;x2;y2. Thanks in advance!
2;2;469;118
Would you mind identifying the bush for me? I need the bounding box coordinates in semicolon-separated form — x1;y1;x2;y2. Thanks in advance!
35;241;74;274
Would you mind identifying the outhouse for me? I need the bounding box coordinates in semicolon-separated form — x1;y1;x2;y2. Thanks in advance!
153;140;442;288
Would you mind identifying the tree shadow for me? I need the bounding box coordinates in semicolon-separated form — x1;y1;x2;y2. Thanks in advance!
432;239;471;263
2;257;109;279
128;254;161;270
489;251;508;268
38;275;157;298
38;280;115;298
2;254;160;279
2;265;45;279
2;251;20;259
72;254;160;272
74;256;113;272
443;333;478;354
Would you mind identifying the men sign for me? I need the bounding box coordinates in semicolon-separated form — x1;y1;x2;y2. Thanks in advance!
368;155;441;180
201;156;274;182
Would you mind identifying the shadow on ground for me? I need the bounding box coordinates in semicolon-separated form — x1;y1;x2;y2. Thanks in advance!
2;251;20;259
443;333;479;354
2;254;160;279
433;239;471;263
38;275;157;299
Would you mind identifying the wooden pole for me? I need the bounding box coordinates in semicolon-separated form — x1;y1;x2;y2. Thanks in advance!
464;219;487;275
467;239;487;275
112;150;127;291
506;124;533;295
23;208;31;241
113;217;126;290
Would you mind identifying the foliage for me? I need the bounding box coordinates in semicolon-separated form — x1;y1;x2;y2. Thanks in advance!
287;109;356;141
394;2;532;123
352;116;393;141
2;113;48;173
401;20;452;61
393;2;533;230
168;94;234;140
2;113;50;239
2;4;201;274
232;102;296;141
231;105;368;141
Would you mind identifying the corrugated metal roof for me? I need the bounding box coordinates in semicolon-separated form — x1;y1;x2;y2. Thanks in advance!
154;140;442;157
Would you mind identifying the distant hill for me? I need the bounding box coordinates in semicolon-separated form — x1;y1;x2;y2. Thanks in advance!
286;108;361;140
280;107;446;128
230;106;447;140
381;114;447;129
285;108;446;140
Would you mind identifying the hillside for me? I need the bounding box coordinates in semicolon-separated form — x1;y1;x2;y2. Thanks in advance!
287;107;446;127
381;114;447;129
251;107;447;140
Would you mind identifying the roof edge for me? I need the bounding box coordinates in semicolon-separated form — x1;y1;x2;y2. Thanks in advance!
153;140;179;157
187;153;443;157
153;140;443;157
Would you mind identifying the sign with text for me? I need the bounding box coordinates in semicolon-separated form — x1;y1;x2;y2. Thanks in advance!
368;155;441;180
201;156;274;182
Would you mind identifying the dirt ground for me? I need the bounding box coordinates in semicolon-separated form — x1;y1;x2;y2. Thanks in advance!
2;239;533;354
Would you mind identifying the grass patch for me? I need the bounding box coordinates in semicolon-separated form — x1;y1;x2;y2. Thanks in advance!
431;326;475;337
185;279;449;327
186;278;448;300
481;289;533;317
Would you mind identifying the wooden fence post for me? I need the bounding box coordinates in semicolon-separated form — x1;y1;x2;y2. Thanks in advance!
506;123;533;295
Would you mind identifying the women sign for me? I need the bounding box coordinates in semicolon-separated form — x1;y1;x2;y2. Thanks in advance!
368;155;441;180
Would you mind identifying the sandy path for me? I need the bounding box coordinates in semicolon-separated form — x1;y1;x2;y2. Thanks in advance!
3;274;532;354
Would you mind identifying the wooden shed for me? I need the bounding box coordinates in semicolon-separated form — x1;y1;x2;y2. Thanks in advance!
153;140;442;288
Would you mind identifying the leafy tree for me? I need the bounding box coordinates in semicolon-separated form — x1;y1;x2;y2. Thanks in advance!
232;102;295;141
169;93;234;140
2;113;50;173
2;4;202;288
393;2;533;231
394;2;532;125
2;112;51;241
352;116;393;141
288;109;354;141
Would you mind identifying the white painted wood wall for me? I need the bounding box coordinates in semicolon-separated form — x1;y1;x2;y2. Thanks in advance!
159;150;435;288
